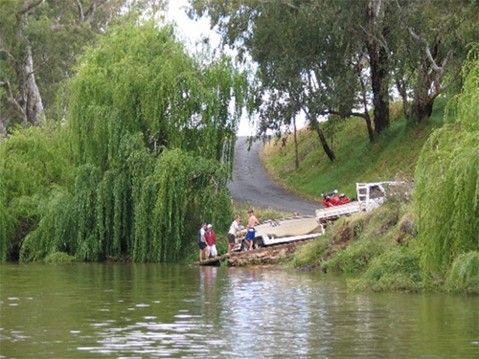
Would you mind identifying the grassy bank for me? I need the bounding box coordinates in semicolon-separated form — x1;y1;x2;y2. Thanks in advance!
291;199;422;291
261;96;478;294
291;200;478;294
261;99;446;199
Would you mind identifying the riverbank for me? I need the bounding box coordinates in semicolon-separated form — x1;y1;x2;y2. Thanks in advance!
260;93;478;293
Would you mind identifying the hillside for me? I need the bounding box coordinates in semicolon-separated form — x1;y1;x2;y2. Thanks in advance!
261;99;447;200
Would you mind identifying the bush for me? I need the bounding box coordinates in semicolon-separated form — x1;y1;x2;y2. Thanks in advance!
44;251;76;263
291;235;331;269
445;251;479;294
352;246;422;292
322;238;386;274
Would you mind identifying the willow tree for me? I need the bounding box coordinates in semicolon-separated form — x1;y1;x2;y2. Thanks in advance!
10;23;249;262
0;125;73;261
414;52;479;280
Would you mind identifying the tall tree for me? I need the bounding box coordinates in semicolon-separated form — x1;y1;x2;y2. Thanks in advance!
188;0;395;159
393;0;479;124
0;0;164;136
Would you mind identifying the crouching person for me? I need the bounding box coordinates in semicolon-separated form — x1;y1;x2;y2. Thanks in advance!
228;215;243;254
205;224;217;257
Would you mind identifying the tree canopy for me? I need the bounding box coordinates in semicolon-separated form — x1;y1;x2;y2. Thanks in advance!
0;23;249;262
189;0;478;160
0;0;163;135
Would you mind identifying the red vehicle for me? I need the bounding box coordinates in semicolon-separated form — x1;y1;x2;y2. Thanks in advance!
321;190;351;207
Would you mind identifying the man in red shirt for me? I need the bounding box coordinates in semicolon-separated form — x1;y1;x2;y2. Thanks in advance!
205;224;217;257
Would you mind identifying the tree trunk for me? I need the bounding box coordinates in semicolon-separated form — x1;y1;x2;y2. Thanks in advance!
0;117;6;138
410;59;435;124
316;127;335;162
13;4;45;126
364;112;375;142
20;44;45;125
293;116;299;169
304;108;336;162
411;95;433;124
309;117;335;161
359;72;375;142
395;76;411;121
366;0;390;136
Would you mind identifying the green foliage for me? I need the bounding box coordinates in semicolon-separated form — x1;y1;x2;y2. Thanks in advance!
68;23;246;171
291;235;330;269
445;251;479;294
415;55;479;278
44;251;76;264
352;246;423;292
2;23;246;263
133;149;232;262
0;0;162;130
0;125;73;260
0;161;11;261
323;238;387;274
19;187;74;262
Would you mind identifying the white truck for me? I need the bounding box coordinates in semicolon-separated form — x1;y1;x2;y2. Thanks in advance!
315;181;408;222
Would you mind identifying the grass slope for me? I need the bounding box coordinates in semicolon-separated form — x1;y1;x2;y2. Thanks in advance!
262;99;446;199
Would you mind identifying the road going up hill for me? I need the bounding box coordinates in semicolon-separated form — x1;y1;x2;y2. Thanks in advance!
227;137;321;215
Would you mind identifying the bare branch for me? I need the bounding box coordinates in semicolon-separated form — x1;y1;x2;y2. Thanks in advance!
0;79;27;121
408;27;446;72
321;109;369;120
84;0;101;22
19;0;44;16
76;0;85;22
258;0;299;10
371;0;382;18
0;48;16;64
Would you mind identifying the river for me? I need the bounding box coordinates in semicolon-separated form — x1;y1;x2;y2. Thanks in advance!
0;263;477;358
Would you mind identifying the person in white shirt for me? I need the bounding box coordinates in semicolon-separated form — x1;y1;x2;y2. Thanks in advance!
198;223;208;261
227;215;243;254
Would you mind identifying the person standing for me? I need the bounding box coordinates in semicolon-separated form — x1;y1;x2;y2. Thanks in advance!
227;215;243;254
205;224;217;257
198;223;208;261
245;209;259;251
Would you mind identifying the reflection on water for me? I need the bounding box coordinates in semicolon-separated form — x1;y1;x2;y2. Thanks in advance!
0;263;478;358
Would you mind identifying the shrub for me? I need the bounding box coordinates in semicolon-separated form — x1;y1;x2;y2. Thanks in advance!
445;251;479;294
322;238;386;274
352;246;422;292
44;251;76;263
291;235;331;269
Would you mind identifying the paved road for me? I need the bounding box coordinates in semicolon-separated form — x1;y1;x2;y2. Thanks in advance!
227;137;321;215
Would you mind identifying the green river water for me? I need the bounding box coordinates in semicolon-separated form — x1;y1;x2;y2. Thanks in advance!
0;263;477;358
